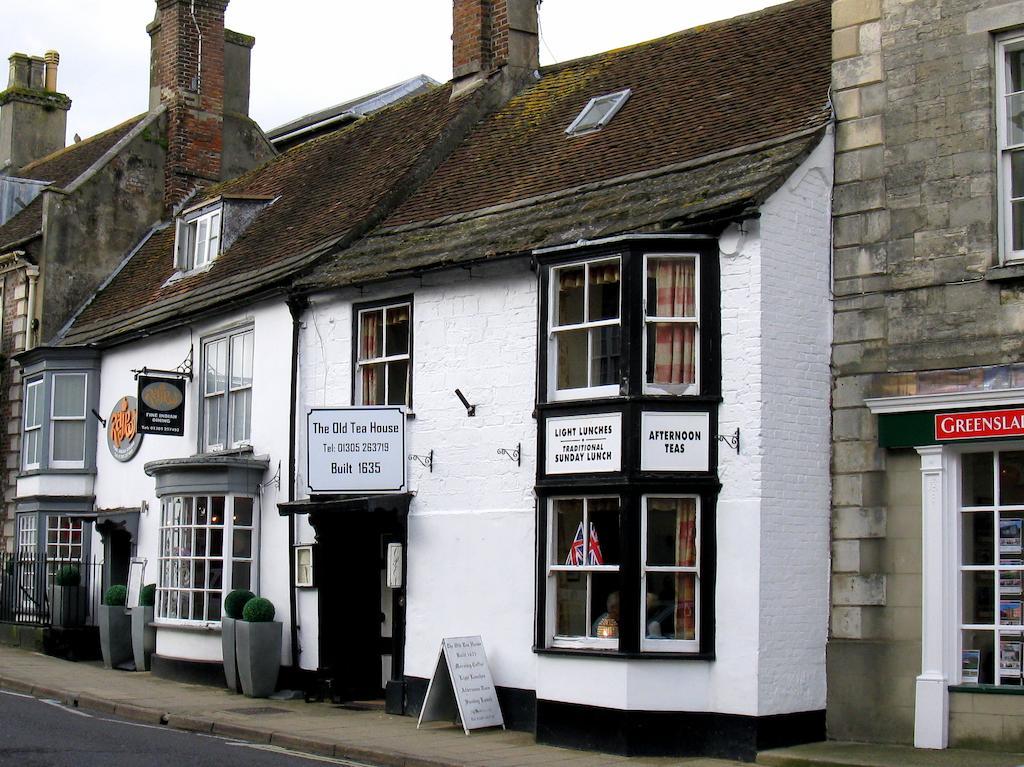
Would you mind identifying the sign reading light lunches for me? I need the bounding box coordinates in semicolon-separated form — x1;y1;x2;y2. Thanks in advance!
107;396;143;462
307;407;406;493
137;376;186;436
545;412;622;475
640;411;710;472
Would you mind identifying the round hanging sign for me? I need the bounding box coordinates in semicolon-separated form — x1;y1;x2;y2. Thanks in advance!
107;396;143;462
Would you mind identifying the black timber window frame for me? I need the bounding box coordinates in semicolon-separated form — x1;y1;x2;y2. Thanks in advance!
533;236;721;658
350;294;414;409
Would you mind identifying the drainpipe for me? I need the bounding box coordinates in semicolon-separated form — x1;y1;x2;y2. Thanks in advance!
286;295;308;672
25;265;39;350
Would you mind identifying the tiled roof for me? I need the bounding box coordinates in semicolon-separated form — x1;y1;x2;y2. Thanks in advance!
0;115;144;251
305;130;825;289
64;84;471;344
385;0;831;227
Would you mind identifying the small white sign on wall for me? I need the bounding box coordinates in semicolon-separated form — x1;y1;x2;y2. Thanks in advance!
640;411;710;472
545;412;622;475
307;407;406;493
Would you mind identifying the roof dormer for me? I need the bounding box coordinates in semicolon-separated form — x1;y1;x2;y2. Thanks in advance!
172;194;274;276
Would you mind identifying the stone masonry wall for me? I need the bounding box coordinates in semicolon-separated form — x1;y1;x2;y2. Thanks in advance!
829;0;1024;744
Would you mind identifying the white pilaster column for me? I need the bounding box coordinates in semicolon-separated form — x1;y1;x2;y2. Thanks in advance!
914;445;949;749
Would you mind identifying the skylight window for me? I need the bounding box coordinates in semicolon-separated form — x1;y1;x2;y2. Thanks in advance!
565;89;632;136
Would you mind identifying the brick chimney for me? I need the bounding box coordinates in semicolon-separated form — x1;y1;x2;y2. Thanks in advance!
149;0;228;211
0;50;71;171
452;0;539;94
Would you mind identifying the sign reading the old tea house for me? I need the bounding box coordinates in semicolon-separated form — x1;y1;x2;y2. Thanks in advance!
307;406;406;493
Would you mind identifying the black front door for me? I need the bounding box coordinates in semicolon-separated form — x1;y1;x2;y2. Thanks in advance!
317;510;403;700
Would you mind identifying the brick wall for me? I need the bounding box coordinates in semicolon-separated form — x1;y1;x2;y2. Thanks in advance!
154;0;227;210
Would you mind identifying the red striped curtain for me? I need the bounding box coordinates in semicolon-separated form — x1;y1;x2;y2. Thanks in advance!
651;259;696;386
675;500;697;640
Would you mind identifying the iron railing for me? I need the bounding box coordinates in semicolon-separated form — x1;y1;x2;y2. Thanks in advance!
0;552;101;627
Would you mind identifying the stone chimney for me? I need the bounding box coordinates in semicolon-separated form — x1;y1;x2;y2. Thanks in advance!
0;50;71;172
148;0;228;211
452;0;539;95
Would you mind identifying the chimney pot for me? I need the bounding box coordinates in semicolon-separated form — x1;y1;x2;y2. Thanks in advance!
44;50;59;92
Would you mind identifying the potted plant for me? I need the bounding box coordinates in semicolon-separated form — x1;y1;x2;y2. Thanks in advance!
52;564;86;627
131;583;157;671
236;596;281;698
98;584;133;670
222;588;254;692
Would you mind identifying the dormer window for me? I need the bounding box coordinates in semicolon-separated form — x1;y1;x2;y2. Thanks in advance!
566;89;631;137
175;205;222;272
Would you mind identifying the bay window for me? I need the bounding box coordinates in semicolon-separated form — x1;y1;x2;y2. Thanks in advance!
642;496;699;651
203;327;254;451
157;494;256;624
547;496;621;647
644;256;698;395
355;299;411;407
998;34;1024;262
549;258;621;399
50;373;87;467
22;378;42;469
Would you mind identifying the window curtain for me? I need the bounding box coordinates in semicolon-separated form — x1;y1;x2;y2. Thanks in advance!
675;501;697;640
360;312;382;404
652;260;696;386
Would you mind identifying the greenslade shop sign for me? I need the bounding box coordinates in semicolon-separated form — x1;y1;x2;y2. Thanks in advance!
879;406;1024;448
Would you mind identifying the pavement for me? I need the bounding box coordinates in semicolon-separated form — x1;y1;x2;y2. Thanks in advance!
0;643;1023;767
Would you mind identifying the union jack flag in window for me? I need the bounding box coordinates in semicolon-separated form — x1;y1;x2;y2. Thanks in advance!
565;522;604;566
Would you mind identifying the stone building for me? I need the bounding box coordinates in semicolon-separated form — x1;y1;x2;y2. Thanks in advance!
0;0;275;551
829;0;1024;751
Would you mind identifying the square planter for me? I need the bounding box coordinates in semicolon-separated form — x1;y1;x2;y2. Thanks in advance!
236;620;282;698
221;616;239;692
52;585;87;627
131;606;156;671
99;604;133;670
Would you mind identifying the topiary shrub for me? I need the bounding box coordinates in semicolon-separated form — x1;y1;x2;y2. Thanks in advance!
103;584;127;606
55;565;81;587
225;589;255;619
139;583;157;607
242;597;275;623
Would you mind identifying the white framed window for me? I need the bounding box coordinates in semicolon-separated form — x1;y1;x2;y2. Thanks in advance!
157;494;256;624
548;257;621;401
998;34;1024;263
356;301;411;406
641;495;700;652
49;373;87;468
47;515;84;563
175;206;222;271
546;495;621;649
22;378;43;470
16;514;37;557
643;255;699;395
295;544;314;588
566;89;631;136
959;448;1024;686
202;327;254;451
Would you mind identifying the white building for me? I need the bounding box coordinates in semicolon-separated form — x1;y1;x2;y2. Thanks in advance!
19;0;836;758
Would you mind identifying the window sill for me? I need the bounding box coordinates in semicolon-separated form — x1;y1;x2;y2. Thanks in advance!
985;263;1024;282
949;684;1024;695
18;467;96;478
162;262;214;287
534;646;714;661
154;620;221;633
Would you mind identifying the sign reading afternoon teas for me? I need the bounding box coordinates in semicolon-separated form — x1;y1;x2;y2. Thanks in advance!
307;407;406;493
545;412;621;475
640;411;710;472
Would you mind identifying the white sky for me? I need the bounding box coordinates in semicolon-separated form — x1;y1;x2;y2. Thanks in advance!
3;1;788;142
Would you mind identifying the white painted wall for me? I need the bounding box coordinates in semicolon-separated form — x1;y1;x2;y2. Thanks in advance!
92;299;293;666
292;142;834;715
755;131;834;715
297;261;539;690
